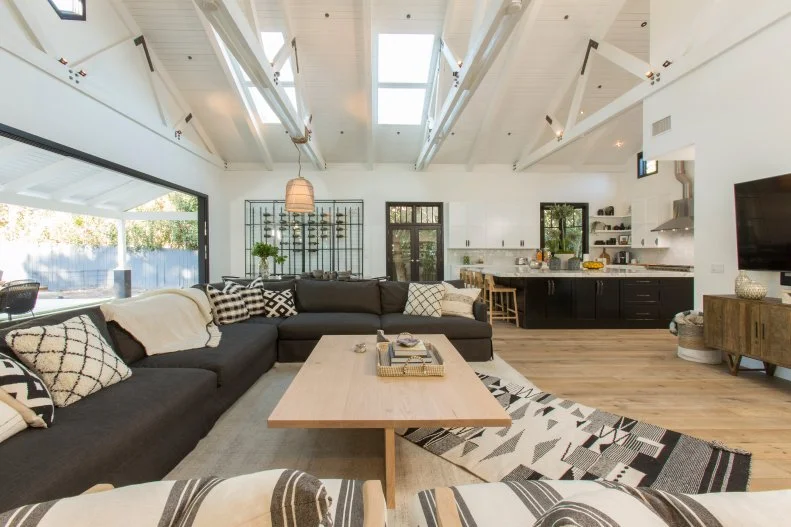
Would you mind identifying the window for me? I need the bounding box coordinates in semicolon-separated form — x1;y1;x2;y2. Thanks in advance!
376;34;435;125
48;0;86;20
637;151;658;178
539;203;589;255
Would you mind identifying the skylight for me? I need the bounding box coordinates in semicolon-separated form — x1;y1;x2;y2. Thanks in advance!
376;34;435;125
48;0;85;20
260;32;286;62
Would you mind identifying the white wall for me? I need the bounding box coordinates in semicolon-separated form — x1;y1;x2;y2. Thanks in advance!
0;1;231;279
644;6;791;377
617;160;695;266
223;165;622;277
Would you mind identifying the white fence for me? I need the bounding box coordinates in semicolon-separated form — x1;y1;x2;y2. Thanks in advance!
0;242;198;291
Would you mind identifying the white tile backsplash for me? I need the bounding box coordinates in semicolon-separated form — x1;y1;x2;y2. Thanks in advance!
447;248;539;267
631;232;695;265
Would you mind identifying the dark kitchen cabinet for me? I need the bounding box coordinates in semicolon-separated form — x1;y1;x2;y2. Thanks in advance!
516;276;692;329
522;278;573;324
574;279;620;320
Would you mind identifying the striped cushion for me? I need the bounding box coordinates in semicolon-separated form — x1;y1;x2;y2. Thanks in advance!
0;470;385;526
411;480;791;527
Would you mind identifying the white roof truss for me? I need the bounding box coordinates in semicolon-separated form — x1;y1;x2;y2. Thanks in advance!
515;3;791;170
194;0;326;169
362;0;374;169
415;0;530;170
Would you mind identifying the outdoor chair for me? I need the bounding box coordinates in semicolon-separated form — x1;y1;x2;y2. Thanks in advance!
0;280;40;321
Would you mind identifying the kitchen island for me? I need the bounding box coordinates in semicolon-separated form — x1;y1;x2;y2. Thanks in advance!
482;266;693;329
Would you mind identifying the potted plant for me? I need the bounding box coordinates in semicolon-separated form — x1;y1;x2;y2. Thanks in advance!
251;242;287;278
545;204;581;270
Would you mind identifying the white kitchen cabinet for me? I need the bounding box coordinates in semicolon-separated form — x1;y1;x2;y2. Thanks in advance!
448;202;538;249
631;195;670;249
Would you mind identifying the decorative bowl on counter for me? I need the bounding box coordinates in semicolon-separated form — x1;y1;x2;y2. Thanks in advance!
582;261;605;270
528;260;542;269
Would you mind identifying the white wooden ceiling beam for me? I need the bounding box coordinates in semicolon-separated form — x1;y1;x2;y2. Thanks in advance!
0;192;123;219
193;5;274;170
240;0;261;36
465;0;545;171
70;36;135;69
272;43;290;71
440;39;461;71
415;0;529;171
595;40;653;80
361;0;375;170
7;0;54;56
195;0;325;169
0;159;76;193
123;211;198;221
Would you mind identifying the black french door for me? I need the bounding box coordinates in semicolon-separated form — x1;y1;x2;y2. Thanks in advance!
385;203;444;281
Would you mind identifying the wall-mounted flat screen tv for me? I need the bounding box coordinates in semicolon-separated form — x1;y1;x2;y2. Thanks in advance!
734;173;791;271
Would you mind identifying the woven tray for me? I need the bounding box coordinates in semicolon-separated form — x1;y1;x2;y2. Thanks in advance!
376;341;445;377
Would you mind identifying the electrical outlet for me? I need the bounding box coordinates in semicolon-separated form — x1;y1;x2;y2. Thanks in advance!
711;264;725;274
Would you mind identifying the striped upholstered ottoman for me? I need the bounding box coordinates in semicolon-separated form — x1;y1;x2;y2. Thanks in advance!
410;480;791;526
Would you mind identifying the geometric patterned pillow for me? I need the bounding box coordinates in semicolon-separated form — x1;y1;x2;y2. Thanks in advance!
0;351;54;427
224;281;266;316
206;285;250;325
261;289;298;318
4;315;132;408
403;283;445;318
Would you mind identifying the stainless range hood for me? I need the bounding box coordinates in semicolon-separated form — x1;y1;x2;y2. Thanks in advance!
652;161;694;232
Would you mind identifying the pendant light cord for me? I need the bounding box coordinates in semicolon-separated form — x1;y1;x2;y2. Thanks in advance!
293;142;302;179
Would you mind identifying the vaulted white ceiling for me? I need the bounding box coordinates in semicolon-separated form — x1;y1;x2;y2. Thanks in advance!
121;0;650;170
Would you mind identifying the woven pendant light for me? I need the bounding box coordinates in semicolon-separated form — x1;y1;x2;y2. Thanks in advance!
285;144;314;213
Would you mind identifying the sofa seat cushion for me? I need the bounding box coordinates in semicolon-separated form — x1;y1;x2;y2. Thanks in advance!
0;367;216;512
133;324;277;387
241;317;286;327
380;313;492;339
278;313;381;340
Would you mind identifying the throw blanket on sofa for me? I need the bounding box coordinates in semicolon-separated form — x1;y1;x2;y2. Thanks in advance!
101;288;221;356
0;469;386;527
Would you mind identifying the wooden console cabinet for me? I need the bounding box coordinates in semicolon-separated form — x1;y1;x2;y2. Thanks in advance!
703;295;791;376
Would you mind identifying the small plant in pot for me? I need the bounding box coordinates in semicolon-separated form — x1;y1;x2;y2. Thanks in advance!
544;204;582;270
251;242;287;278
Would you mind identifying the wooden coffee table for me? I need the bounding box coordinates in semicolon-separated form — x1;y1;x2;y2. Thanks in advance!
268;334;511;508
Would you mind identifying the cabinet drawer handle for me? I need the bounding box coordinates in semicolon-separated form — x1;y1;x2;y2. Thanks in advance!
636;294;651;298
763;324;766;340
635;280;652;284
547;280;551;296
755;322;758;338
636;312;651;316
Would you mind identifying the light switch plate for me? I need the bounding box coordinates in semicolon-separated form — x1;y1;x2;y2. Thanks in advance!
711;264;725;274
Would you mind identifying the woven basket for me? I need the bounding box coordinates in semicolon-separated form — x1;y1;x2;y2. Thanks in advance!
376;342;445;377
678;324;707;351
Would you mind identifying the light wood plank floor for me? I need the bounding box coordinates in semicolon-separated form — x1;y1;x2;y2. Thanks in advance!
493;325;791;491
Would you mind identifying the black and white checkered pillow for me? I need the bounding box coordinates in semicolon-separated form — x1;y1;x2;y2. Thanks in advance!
206;285;250;325
404;283;445;317
224;282;266;316
261;289;298;318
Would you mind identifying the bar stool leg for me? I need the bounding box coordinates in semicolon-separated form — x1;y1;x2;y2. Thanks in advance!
512;289;520;328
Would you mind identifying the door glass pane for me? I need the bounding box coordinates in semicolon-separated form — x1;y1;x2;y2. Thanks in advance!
417;229;439;281
416;206;439;224
391;229;412;281
389;206;413;224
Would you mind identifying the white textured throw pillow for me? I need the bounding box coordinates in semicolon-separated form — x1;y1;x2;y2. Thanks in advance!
441;282;480;319
5;315;132;407
404;283;445;318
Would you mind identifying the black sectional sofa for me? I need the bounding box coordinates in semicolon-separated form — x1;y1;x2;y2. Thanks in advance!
0;279;490;512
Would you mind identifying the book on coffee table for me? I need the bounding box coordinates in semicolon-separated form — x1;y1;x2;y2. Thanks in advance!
393;342;427;357
389;348;433;364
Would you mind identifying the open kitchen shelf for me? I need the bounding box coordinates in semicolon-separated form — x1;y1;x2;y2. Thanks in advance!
592;245;632;248
590;215;631;219
593;230;631;234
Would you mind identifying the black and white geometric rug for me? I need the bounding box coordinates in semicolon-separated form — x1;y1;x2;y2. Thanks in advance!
400;373;752;493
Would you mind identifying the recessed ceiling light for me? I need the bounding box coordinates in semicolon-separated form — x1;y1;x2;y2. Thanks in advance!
507;132;512;136
641;21;647;28
563;15;569;20
579;110;584;115
615;140;624;148
406;13;411;19
340;130;344;134
663;59;673;68
324;12;330;18
597;84;602;89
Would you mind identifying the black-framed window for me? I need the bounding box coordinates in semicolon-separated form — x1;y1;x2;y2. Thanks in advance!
385;202;443;282
637;151;658;178
539;202;588;255
48;0;86;21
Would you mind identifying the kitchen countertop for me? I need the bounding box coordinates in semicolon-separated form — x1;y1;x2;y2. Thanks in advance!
477;265;694;278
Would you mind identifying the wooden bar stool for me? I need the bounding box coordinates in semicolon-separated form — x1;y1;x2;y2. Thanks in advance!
471;271;486;303
484;274;519;327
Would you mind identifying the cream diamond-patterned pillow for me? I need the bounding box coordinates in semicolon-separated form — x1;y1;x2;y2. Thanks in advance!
5;315;132;407
403;283;445;318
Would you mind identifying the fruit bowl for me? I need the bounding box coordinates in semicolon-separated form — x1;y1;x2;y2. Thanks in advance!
582;261;604;270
